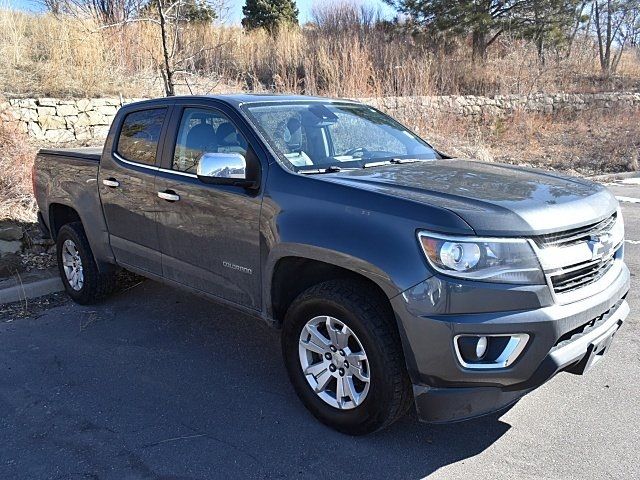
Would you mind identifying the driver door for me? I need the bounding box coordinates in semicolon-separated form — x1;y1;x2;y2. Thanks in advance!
155;104;264;310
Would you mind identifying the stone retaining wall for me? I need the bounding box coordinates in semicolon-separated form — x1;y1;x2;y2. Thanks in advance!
363;91;640;118
2;92;639;144
1;97;145;144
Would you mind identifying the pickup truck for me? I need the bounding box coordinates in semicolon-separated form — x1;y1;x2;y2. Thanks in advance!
33;95;630;435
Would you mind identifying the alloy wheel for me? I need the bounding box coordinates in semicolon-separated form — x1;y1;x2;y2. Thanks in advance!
298;315;371;409
61;239;84;291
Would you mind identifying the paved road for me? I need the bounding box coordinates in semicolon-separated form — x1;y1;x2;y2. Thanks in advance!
1;182;640;480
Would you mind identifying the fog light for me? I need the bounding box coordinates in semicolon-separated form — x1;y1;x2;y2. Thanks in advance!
454;334;530;369
476;336;488;358
457;336;488;362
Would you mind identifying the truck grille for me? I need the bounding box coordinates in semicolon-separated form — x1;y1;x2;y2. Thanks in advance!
533;213;617;248
550;256;616;294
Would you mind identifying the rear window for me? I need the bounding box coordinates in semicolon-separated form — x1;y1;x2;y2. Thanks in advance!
116;108;167;165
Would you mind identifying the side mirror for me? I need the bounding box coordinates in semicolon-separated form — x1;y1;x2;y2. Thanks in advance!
196;152;258;189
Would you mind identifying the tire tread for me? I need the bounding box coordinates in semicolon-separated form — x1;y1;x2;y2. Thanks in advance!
285;279;412;434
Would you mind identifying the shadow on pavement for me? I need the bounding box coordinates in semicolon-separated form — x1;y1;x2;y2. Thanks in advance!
0;281;512;479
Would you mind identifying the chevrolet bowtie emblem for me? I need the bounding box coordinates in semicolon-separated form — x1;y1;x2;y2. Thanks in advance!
588;233;613;261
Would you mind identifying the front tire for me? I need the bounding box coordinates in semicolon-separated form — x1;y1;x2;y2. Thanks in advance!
282;280;412;435
56;222;115;305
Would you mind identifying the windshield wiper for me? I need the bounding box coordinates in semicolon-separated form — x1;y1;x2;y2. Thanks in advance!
362;158;424;169
298;165;346;175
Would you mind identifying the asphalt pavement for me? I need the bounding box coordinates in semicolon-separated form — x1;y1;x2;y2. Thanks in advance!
1;181;639;480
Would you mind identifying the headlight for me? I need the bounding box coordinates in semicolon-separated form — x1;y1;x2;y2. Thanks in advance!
418;231;544;284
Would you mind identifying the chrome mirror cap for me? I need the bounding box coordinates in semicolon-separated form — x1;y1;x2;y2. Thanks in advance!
197;152;247;180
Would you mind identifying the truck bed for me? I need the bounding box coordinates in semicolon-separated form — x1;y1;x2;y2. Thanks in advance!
38;147;103;162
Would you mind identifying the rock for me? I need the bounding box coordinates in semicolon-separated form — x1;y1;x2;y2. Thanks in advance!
74;112;91;127
38;98;59;107
87;110;108;125
19;107;38;122
44;129;75;143
92;126;111;138
76;98;92;112
65;115;79;128
37;106;56;116
16;99;37;108
47;245;57;255
31;236;54;246
0;253;21;276
0;239;22;256
0;224;23;241
97;105;118;116
57;104;78;116
74;126;93;142
28;122;46;140
40;114;66;130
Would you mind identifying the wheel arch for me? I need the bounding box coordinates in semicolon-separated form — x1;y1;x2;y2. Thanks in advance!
48;203;82;240
266;249;398;327
47;202;116;274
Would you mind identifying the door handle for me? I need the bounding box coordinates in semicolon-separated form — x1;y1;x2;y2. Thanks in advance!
158;190;180;202
102;178;120;188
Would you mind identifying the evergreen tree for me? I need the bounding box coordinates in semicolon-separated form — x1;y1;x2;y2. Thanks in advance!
242;0;299;33
386;1;581;61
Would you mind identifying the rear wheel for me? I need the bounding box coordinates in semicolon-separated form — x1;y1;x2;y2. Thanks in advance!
282;280;412;435
56;222;115;305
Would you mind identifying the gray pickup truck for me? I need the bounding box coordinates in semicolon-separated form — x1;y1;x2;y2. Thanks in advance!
33;95;630;434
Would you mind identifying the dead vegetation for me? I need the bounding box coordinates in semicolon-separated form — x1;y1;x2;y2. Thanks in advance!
421;108;640;176
0;114;36;222
0;8;639;98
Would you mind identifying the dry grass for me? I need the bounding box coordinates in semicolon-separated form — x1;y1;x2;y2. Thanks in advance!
0;8;638;98
418;108;640;176
0;114;37;222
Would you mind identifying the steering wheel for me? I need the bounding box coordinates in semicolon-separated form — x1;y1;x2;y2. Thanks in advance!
343;147;369;157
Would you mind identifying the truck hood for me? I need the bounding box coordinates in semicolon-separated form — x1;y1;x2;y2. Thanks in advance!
320;159;617;236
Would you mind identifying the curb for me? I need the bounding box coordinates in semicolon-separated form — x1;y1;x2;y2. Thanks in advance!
0;274;63;305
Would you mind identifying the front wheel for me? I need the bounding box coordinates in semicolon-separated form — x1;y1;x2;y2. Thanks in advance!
56;222;115;305
282;280;412;435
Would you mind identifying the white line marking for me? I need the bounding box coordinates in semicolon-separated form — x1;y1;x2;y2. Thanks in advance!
616;196;640;204
625;240;640;245
620;177;640;185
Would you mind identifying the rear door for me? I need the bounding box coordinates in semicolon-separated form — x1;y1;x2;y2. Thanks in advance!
154;101;264;309
99;105;171;275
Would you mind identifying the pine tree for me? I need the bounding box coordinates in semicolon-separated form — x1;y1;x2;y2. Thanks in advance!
242;0;299;33
387;1;581;61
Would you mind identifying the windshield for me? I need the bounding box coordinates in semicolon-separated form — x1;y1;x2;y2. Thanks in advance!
242;102;439;172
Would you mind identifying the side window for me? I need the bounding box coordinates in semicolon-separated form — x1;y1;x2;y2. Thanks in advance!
173;108;249;173
116;108;167;166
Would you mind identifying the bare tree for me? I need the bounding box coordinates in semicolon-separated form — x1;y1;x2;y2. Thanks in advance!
40;0;139;23
40;0;64;15
592;0;635;75
40;0;226;97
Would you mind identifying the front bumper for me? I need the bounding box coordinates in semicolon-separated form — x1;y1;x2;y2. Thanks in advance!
391;260;630;423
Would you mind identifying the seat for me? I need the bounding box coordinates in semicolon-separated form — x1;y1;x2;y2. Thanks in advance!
185;122;217;156
216;122;247;154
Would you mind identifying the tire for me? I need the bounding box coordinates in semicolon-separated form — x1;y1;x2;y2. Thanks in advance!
282;280;412;435
56;222;116;305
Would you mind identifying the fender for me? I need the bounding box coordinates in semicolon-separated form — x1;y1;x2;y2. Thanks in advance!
36;150;116;272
